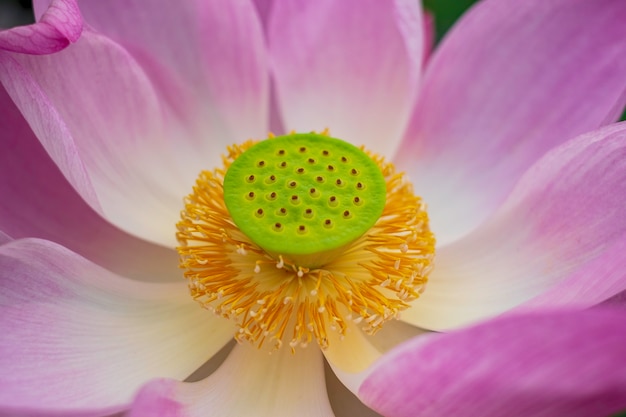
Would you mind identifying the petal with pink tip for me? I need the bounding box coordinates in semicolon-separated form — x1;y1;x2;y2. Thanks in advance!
269;0;424;156
126;344;334;417
0;30;193;246
402;123;626;330
359;308;626;417
0;84;180;282
35;0;269;149
0;238;233;414
0;0;81;54
396;0;626;243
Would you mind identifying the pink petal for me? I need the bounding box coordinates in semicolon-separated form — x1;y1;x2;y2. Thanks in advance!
0;30;191;246
41;0;269;147
0;238;233;414
359;308;626;417
402;123;626;330
396;0;626;243
0;84;180;282
0;231;11;244
0;0;82;54
127;344;334;417
269;0;424;156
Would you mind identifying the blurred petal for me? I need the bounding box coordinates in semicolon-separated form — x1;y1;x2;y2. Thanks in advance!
396;0;626;243
0;0;81;54
0;84;180;282
40;0;269;150
127;344;334;417
402;123;626;330
270;0;424;156
0;238;233;414
0;231;11;244
360;308;626;417
252;0;273;33
0;30;189;246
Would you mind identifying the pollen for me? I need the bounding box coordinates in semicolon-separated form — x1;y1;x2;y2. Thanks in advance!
176;132;435;352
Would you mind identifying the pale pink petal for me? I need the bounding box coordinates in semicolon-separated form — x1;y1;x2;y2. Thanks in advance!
269;0;424;156
0;84;180;282
396;0;626;243
359;308;626;417
127;344;334;417
36;0;269;149
421;9;435;66
0;238;233;414
402;123;626;330
0;0;81;54
0;30;191;246
515;237;626;312
324;362;383;417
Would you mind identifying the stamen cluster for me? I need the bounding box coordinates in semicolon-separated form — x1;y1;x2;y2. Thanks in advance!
177;138;435;352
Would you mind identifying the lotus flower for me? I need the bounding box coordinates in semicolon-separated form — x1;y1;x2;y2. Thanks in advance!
1;0;626;416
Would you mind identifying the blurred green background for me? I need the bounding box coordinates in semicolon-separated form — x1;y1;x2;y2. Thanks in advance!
424;0;481;40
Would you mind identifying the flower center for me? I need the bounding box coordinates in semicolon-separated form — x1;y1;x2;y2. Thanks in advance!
222;132;387;269
177;131;435;351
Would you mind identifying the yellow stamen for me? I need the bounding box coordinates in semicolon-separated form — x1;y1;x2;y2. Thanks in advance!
176;134;435;352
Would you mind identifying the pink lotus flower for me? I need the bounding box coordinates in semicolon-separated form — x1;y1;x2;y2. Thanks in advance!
1;0;626;416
